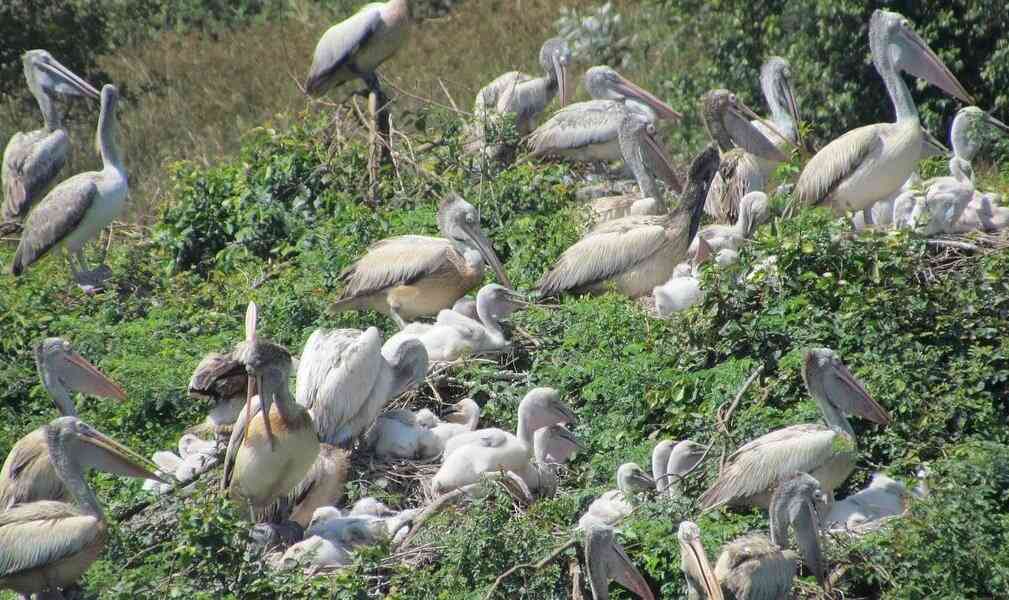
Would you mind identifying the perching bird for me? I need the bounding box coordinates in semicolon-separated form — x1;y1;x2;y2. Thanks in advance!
699;348;890;510
10;84;128;293
305;0;411;96
332;194;512;328
2;50;99;225
0;417;162;598
790;10;972;216
0;338;126;510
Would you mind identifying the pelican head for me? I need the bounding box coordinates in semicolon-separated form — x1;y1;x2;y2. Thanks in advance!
616;462;654;493
869;10;972;105
803;348;891;430
922;178;972;232
678;521;725;600
437;194;512;288
680;145;721;242
539;37;571;107
665;440;706;488
738;191;771;236
519;387;577;431
34;337;126;417
770;472;828;589
585;522;655;600
651;441;674;491
534;424;584;464
383;336;429;398
584;66;682;121
22;49;100;101
619;111;681;194
235;301;293;450
952;106;1009;163
702;89;788;161
46;416;163;483
760;56;802;147
443;398;480;425
475;283;528;324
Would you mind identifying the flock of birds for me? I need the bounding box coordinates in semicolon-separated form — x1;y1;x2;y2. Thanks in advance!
0;1;1004;598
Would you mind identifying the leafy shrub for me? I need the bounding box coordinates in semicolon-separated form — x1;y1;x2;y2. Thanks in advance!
555;2;637;69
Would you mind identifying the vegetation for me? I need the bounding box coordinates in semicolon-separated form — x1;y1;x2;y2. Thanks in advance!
2;0;1009;599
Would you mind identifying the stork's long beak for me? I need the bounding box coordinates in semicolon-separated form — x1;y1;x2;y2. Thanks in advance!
78;425;166;483
553;55;569;108
463;222;512;289
614;74;682;121
680;536;724;600
64;351;127;401
900;25;973;104
38;58;100;100
640;127;683;194
832;362;891;425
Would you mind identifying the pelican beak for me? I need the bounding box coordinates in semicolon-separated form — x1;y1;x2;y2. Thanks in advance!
681;536;724;600
552;399;577;426
780;74;803;149
983;112;1009;136
502;288;531;309
258;374;276;451
922;129;952;157
613;74;682;121
611;541;656;600
798;498;828;590
64;351;127;401
632;470;656;490
833;362;891;425
37;57;100;100
640;126;683;194
79;425;166;483
899;24;973;104
728;99;791;161
462;222;512;289
553;55;569;108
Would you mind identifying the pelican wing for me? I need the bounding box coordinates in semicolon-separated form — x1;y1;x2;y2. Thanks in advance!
2;435;45;482
699;424;838;509
10;172;95;275
536;217;668;296
2;129;70;220
705;150;760;223
0;501;100;578
527;101;622;156
296;328;383;444
335;235;451;302
222;400;255;490
794;124;881;210
306;4;384;94
432;308;485;339
475;71;529;115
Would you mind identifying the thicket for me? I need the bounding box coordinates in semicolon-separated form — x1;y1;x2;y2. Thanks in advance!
3;103;1009;597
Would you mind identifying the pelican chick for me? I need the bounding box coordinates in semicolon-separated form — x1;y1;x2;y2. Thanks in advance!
186;350;249;437
366;409;441;460
426;398;481;446
825;472;915;532
653;237;712;317
578;463;654;529
652;439;706;495
690;191;769;256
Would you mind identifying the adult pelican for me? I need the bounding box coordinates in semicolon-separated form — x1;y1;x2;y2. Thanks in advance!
0;417;162;598
296;327;428;447
584;522;655;600
704;58;801;222
791;10;973;216
305;0;410;96
467;37;571;157
699;348;890;510
331;194;511;328
10;85;128;293
2;50;100;224
222;302;320;522
535;145;720;299
527;66;682;164
577;463;654;529
0;338;126;510
384;283;528;362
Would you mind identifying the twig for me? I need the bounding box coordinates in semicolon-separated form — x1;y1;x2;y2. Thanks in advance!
395;488;467;550
482;539;577;600
379;75;473;117
438;78;460;112
716;364;764;436
925;239;978;252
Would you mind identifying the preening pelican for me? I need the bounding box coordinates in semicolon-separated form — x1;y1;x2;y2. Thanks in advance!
222;302;320;522
305;0;410;96
652;439;706;495
186;350;248;437
527;66;682;164
577;463;654;529
700;348;890;510
332;194;512;328
425;398;481;446
690;191;770;256
296;327;428;447
385;283;528;362
791;10;972;216
0;338;126;510
467;37;571;158
584;522;655;600
0;417;162;598
2;50;100;224
536;145;720;299
705;58;801;222
10;85;128;293
589;110;682;223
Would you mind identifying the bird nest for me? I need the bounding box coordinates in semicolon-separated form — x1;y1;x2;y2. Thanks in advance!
920;229;1009;277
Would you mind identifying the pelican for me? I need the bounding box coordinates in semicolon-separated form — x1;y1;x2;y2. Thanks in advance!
536;144;720;299
653;237;710;317
700;348;890;510
0;417;162;598
584;522;655;600
902;178;972;235
588;110;682;223
185;350;248;437
366;409;441;460
690;191;770;256
517;425;583;497
791;10;973;216
288;444;350;528
451;296;479;321
527;66;682;164
424;398;481;446
652;439;706;495
0;338;126;510
305;0;410;96
2;50;100;225
466;37;571;158
384;283;528;362
441;387;576;458
705;58;801;223
825;472;915;532
10;84;128;293
222;302;320;522
296;327;428;447
578;463;654;529
331;194;512;328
